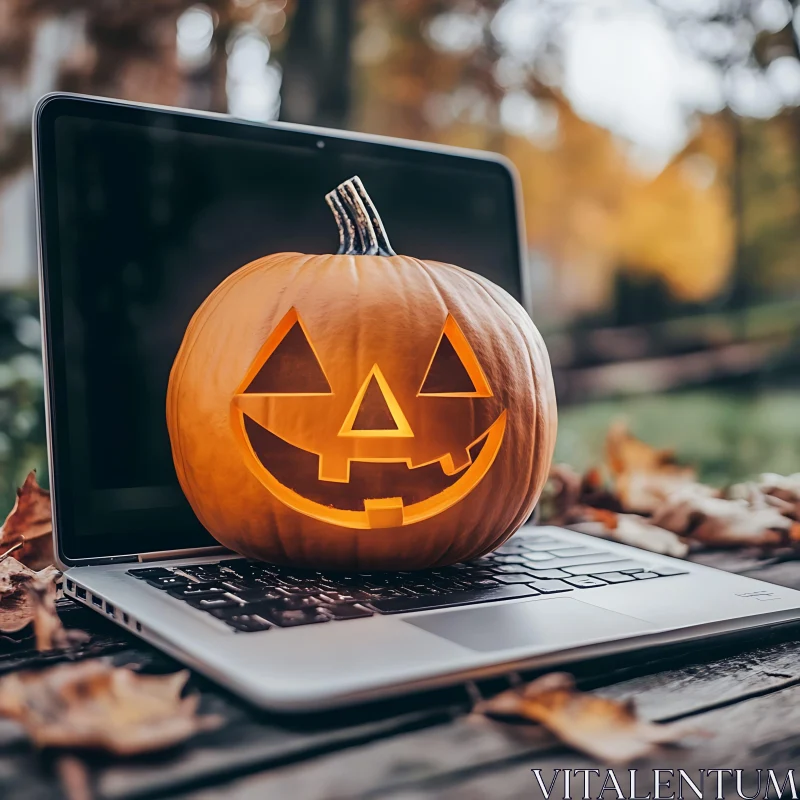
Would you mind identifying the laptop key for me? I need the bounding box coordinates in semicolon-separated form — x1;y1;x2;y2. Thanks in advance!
370;584;539;615
147;575;190;589
324;604;373;621
226;615;272;632
168;583;227;599
594;571;635;584
492;564;533;574
564;576;607;589
187;596;240;610
520;541;564;551
319;590;371;604
180;565;225;578
524;569;571;580
493;544;529;554
222;578;273;593
520;552;559;562
228;588;285;603
527;579;574;594
274;582;321;596
544;546;604;557
265;608;330;627
495;573;537;585
489;555;529;565
633;572;660;580
562;560;647;576
209;605;253;620
271;595;325;611
464;578;501;589
652;565;689;576
128;567;173;579
369;586;414;599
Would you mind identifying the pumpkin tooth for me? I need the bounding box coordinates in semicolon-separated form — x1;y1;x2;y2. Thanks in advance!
364;498;404;528
317;456;351;483
439;450;473;476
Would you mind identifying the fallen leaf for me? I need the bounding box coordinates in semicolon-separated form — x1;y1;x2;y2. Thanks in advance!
474;672;697;764
652;491;791;548
0;556;87;650
541;425;800;556
540;464;621;526
0;556;59;635
729;474;800;521
581;508;690;557
0;472;54;570
0;660;221;755
24;571;90;651
606;423;713;514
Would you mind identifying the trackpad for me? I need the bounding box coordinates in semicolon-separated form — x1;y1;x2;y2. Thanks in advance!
406;598;651;653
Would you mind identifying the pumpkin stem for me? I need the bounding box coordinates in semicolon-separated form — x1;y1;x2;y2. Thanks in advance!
325;177;396;257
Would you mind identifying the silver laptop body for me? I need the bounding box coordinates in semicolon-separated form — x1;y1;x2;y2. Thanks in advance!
34;94;800;712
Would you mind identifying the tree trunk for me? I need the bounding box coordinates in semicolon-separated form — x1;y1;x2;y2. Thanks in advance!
279;0;352;128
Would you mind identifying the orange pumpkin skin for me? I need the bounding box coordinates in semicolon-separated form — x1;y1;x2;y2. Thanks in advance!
167;184;557;571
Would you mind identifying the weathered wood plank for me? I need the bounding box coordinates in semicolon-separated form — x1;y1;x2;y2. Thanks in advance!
389;680;800;800
179;639;800;800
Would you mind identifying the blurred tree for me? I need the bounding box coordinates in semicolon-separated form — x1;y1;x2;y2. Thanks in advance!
0;0;292;511
279;0;353;127
351;0;736;321
651;0;800;309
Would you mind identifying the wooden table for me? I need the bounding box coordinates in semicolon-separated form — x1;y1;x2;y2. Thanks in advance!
3;547;800;800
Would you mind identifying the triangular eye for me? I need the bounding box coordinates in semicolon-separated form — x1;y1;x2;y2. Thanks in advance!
241;308;332;395
418;315;492;397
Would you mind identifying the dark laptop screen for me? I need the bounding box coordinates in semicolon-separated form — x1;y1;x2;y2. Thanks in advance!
37;97;521;561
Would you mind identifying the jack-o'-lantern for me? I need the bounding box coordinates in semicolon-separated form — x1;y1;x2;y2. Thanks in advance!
167;177;556;570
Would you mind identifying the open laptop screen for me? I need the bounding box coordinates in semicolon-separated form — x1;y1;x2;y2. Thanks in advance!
36;96;522;562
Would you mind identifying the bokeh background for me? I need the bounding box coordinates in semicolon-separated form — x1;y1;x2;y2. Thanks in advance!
2;0;800;512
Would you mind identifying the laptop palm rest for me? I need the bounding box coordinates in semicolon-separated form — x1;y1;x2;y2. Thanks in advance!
405;597;652;653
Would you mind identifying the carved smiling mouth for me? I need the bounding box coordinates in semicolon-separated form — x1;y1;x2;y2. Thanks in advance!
235;411;507;529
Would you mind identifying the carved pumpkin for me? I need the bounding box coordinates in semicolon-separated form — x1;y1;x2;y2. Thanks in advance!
167;177;557;570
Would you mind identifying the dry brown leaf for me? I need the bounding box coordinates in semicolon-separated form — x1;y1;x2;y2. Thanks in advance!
606;423;713;514
0;556;87;650
25;571;90;651
0;556;59;635
0;660;221;755
474;672;697;764
542;425;800;554
729;474;800;520
580;508;690;557
0;472;54;570
652;491;791;548
606;421;679;476
541;464;621;525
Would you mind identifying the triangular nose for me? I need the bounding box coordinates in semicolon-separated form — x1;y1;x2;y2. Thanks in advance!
339;365;413;438
352;375;396;430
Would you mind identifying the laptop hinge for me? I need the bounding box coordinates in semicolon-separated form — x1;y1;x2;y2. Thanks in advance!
138;546;230;562
79;555;138;566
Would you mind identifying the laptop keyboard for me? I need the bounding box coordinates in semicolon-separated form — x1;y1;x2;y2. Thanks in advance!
126;532;687;633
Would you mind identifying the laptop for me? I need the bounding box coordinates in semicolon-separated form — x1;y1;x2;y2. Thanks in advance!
33;93;800;712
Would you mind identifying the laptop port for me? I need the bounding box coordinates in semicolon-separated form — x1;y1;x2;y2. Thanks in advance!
105;602;115;617
66;579;74;591
76;587;86;600
91;594;102;607
122;612;129;625
135;621;142;632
